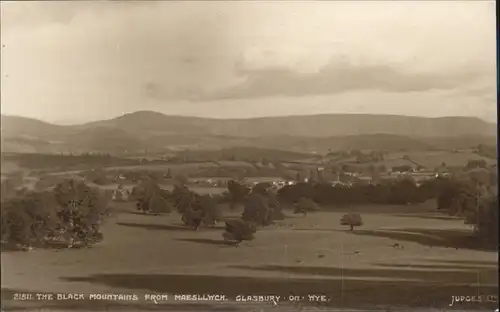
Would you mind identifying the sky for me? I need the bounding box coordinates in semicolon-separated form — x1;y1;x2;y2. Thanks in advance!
0;1;497;124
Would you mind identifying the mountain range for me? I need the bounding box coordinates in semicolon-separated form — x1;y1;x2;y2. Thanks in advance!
1;111;496;155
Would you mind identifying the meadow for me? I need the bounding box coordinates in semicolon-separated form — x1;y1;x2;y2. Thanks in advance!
2;201;497;311
1;147;497;311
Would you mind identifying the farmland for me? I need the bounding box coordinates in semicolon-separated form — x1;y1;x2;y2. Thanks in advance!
2;200;497;311
1;147;495;182
2;3;498;310
1;119;497;312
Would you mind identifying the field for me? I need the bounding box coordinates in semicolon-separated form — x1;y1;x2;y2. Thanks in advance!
2;147;495;179
2;201;498;311
388;151;496;168
1;148;498;311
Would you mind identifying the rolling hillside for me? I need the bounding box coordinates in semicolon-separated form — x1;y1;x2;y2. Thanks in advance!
1;112;496;155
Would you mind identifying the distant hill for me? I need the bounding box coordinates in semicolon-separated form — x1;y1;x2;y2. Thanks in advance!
1;111;496;155
80;111;497;137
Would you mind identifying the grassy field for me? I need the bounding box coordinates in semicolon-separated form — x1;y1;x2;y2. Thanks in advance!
2;202;498;311
390;151;495;168
102;150;496;177
2;149;496;187
84;182;228;196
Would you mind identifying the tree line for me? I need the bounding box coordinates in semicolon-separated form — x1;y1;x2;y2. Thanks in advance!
2;170;496;250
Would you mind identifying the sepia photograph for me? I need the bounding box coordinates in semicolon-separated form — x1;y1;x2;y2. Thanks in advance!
1;1;498;311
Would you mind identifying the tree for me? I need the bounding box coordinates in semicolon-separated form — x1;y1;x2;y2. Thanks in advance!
130;184;145;202
1;179;112;249
135;181;171;214
389;178;420;204
465;194;498;245
392;165;412;173
165;168;173;179
173;186;220;229
252;182;272;196
293;197;320;216
112;184;127;202
465;159;487;170
242;194;272;226
437;179;477;216
277;182;314;204
52;179;111;247
267;191;285;221
174;174;189;187
1;202;33;248
309;168;319;183
85;168;110;186
172;184;197;214
378;164;387;173
222;219;257;246
198;195;221;226
436;174;498;247
1;178;20;199
465;168;491;186
261;158;270;166
227;180;250;210
182;207;205;230
295;171;301;182
340;213;363;231
149;194;172;214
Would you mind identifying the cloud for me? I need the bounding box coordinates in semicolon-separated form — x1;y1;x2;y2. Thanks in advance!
0;1;158;30
458;85;497;98
141;82;204;101
1;1;243;115
200;57;493;100
0;1;496;122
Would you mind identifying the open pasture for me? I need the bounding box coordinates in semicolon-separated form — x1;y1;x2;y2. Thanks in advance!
2;202;497;311
392;151;495;168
